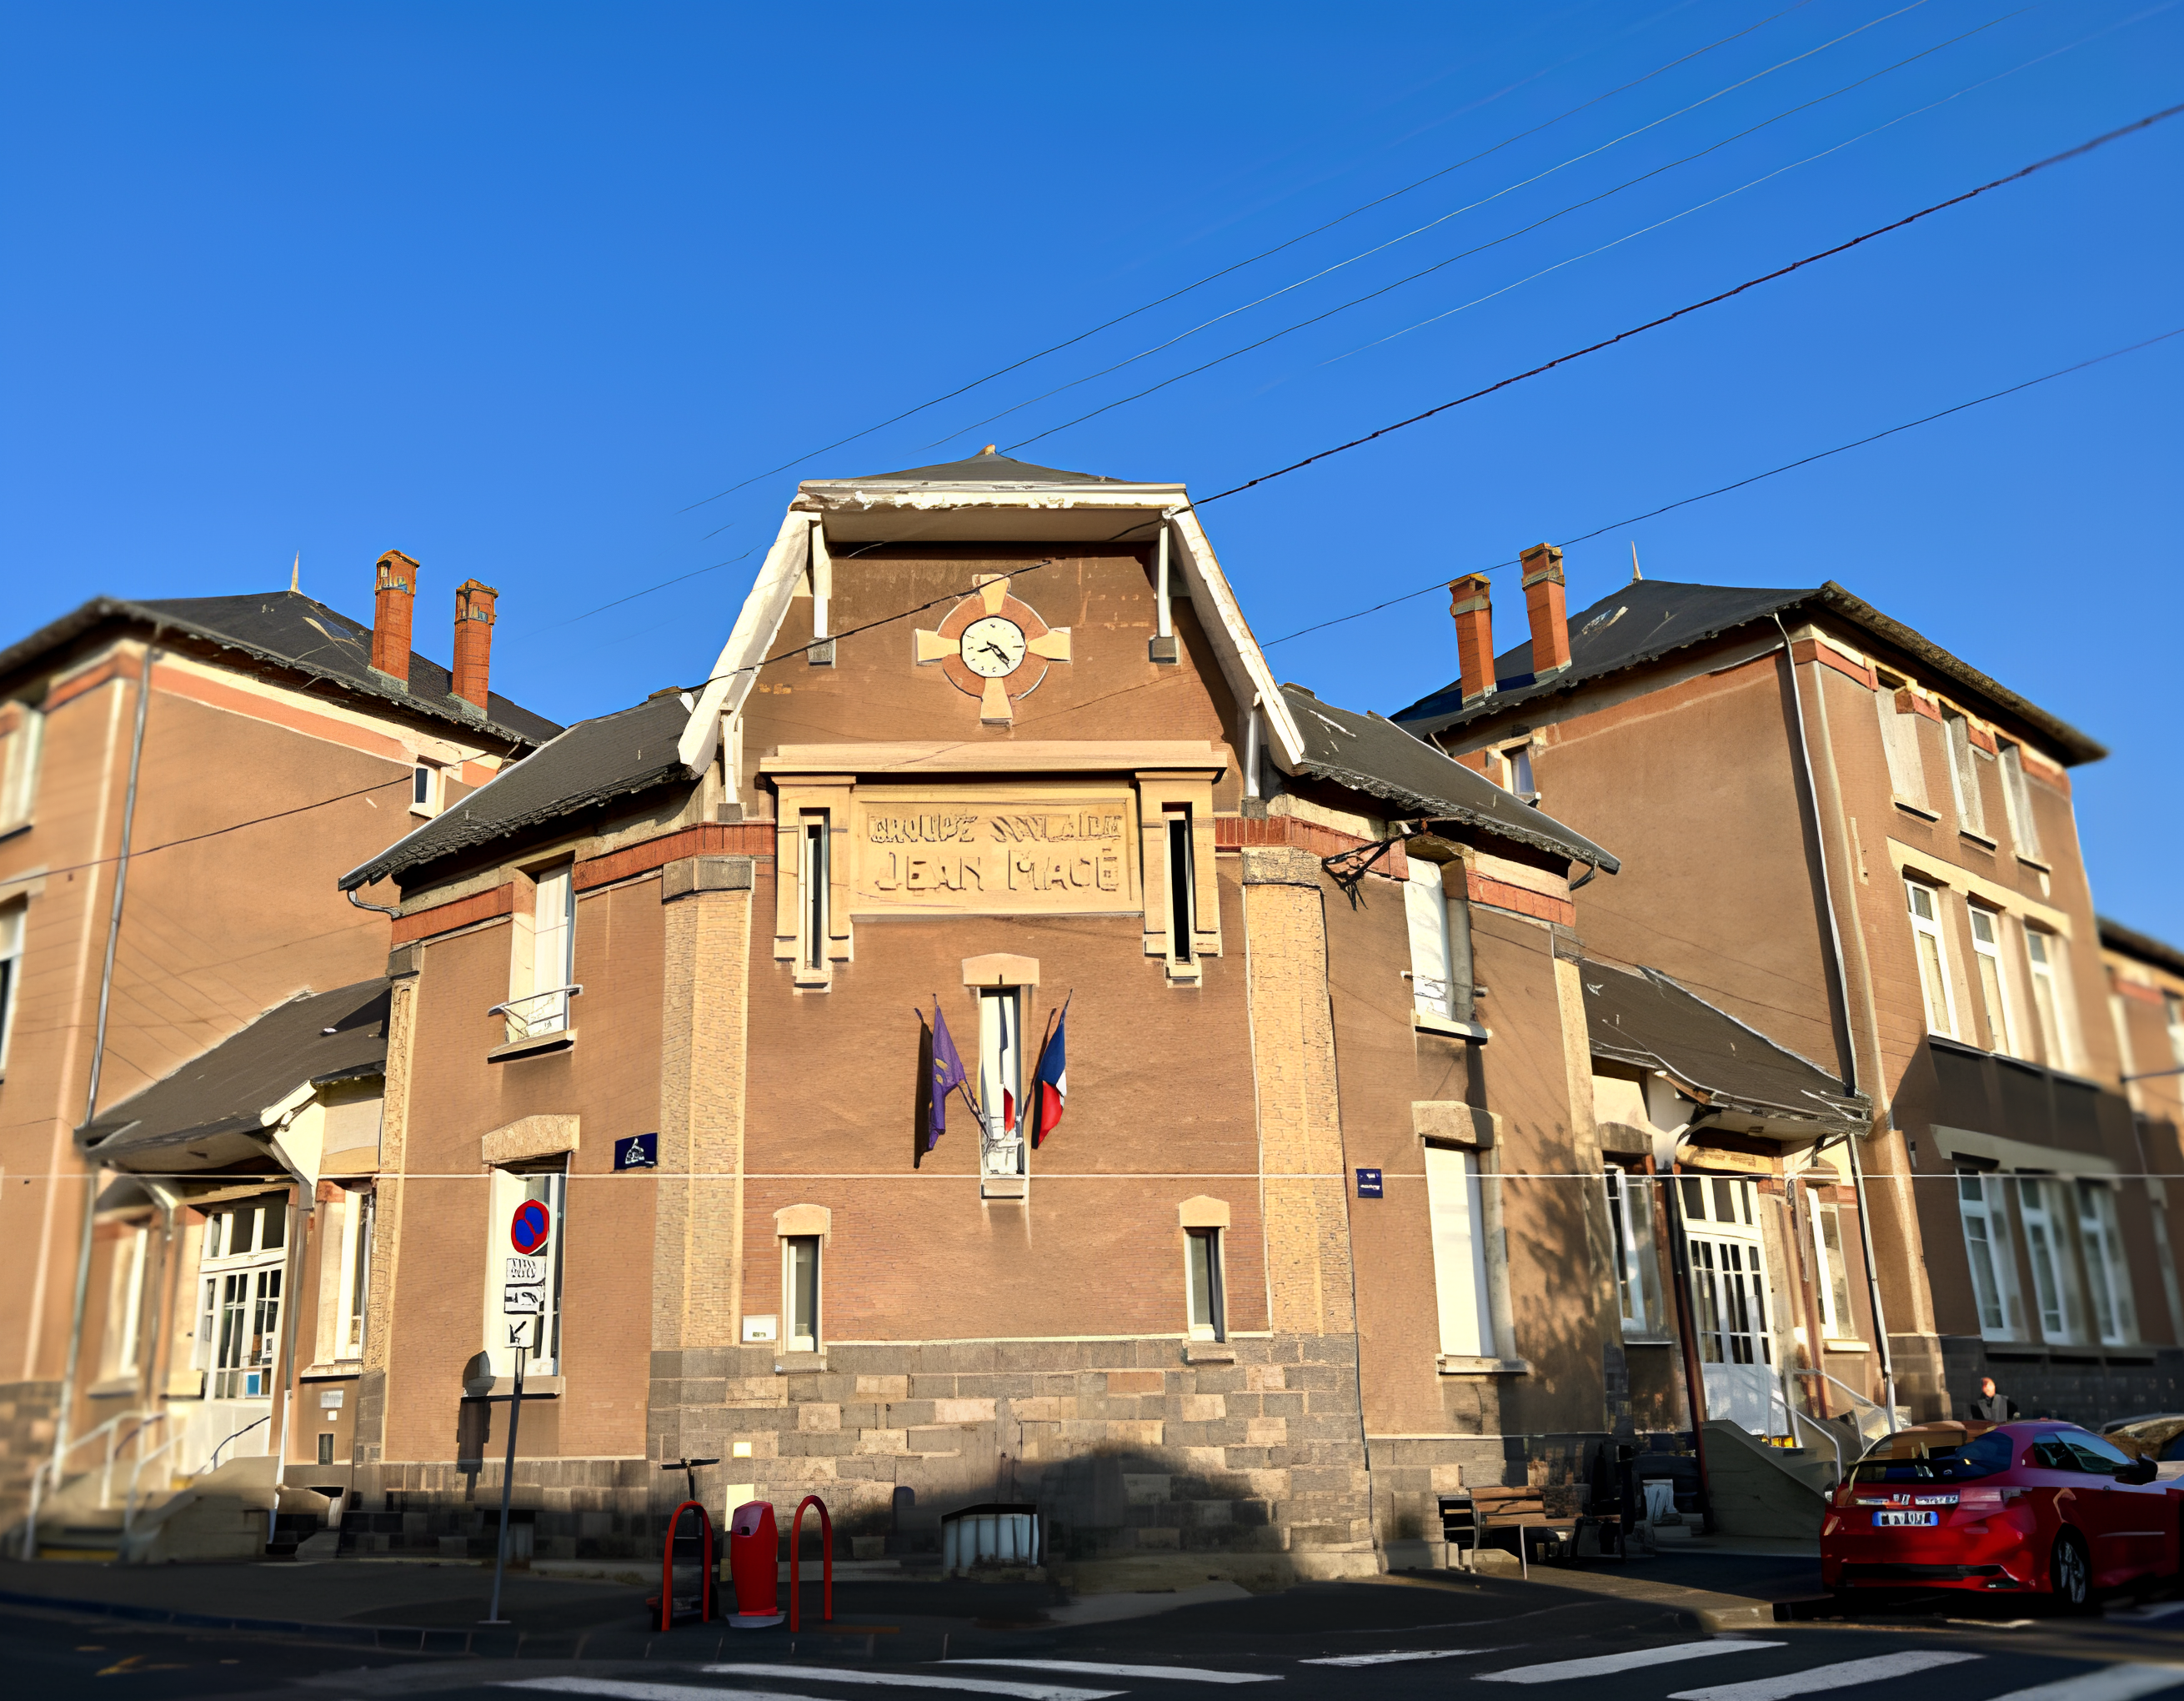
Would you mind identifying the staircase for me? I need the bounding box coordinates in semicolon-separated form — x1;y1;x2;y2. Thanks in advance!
8;1455;338;1563
1701;1420;1833;1540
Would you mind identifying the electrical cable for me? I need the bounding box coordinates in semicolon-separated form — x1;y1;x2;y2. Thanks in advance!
929;0;1976;449
673;1;1821;512
26;778;413;883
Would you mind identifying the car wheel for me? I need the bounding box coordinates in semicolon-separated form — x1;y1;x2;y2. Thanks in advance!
2048;1529;2092;1613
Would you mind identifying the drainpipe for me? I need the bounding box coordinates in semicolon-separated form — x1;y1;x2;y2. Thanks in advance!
1771;617;1896;1423
41;636;156;1558
263;1137;312;1551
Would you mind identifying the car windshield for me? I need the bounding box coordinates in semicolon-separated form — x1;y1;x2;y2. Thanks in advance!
1851;1428;2016;1483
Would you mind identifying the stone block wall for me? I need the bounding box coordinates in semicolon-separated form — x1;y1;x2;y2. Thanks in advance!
0;1379;59;1528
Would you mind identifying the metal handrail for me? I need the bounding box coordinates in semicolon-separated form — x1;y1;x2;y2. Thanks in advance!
205;1413;270;1473
488;984;582;1042
20;1407;155;1558
123;1430;184;1543
1787;1406;1844;1481
1794;1367;1886;1413
486;985;582;1017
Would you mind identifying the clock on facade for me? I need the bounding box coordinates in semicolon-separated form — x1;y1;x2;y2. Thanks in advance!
914;575;1071;726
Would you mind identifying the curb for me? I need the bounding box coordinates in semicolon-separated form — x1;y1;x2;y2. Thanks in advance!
0;1588;509;1656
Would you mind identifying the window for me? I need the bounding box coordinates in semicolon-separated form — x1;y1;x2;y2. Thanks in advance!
98;1226;149;1382
1906;881;1956;1038
1165;807;1195;966
334;1187;373;1361
1185;1227;1225;1342
1941;710;1986;835
2167;992;2184;1069
799;814;829;973
1955;1170;2019;1341
978;988;1024;1180
2076;1181;2136;1346
1810;1201;1856;1340
317;1433;336;1466
1997;741;2041;857
0;705;43;831
1873;674;1928;807
784;1235;820;1352
1604;1168;1662;1334
486;1169;564;1377
1425;1144;1495;1360
1405;858;1454;1021
409;762;441;817
503;861;574;1041
0;899;22;1072
1498;744;1535;799
1967;906;2015;1056
199;1201;290;1400
2014;1177;2072;1342
2026;930;2067;1068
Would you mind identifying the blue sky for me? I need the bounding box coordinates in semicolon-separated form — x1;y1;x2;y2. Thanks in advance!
3;2;2177;936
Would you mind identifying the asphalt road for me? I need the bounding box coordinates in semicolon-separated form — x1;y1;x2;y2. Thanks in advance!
3;1554;2180;1701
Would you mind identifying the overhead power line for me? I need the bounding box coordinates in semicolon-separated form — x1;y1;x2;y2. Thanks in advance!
1261;328;2184;649
28;778;413;884
674;0;1821;512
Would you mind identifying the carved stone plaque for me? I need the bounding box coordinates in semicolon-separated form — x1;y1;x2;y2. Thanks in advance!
850;784;1140;915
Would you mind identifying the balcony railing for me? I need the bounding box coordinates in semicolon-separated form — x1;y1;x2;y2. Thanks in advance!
489;984;582;1046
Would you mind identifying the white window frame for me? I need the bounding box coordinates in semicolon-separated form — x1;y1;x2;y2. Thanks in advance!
1809;1199;1858;1342
799;813;830;973
530;863;574;1036
0;705;43;832
2166;993;2184;1070
1873;674;1928;808
1966;905;2016;1057
2076;1180;2136;1347
783;1234;821;1353
1997;741;2041;857
99;1225;150;1382
0;898;22;1073
1955;1169;2021;1342
978;987;1025;1181
2025;927;2071;1071
2014;1175;2074;1342
1165;805;1195;968
1185;1227;1226;1342
1495;741;1536;800
1906;879;1957;1038
485;1168;565;1377
1405;858;1455;1022
409;760;442;818
1425;1143;1497;1362
334;1187;373;1362
1942;709;1987;836
1605;1167;1662;1336
199;1199;290;1399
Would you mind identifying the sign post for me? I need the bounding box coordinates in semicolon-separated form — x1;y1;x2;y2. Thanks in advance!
483;1197;550;1626
482;1343;525;1625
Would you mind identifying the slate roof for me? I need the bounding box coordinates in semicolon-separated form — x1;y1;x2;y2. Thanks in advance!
2100;916;2184;981
0;590;562;749
1391;579;2104;765
78;981;389;1167
340;691;693;889
1280;683;1619;873
828;450;1132;486
1581;958;1865;1127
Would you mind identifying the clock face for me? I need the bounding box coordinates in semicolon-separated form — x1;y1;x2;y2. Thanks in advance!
960;615;1027;679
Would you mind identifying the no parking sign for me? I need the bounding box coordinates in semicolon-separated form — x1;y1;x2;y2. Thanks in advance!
510;1198;552;1256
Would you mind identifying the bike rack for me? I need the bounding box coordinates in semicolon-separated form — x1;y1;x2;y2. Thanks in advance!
789;1494;832;1631
656;1500;717;1631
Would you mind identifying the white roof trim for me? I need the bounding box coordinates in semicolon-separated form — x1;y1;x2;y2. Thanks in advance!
1167;506;1307;770
677;508;814;774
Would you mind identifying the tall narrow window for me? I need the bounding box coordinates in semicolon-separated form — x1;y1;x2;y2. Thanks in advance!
1165;809;1195;966
2014;1177;2071;1342
1967;906;2015;1056
1810;1202;1856;1339
1604;1169;1661;1334
204;1202;288;1402
1500;744;1535;798
1955;1170;2018;1342
1941;710;1986;835
1405;858;1455;1021
0;705;43;831
978;988;1024;1179
2168;992;2184;1066
1185;1227;1225;1342
99;1226;149;1381
522;863;575;1036
336;1188;373;1360
784;1235;821;1352
2026;930;2066;1068
1873;674;1928;807
1425;1144;1495;1360
2076;1182;2136;1346
0;899;22;1071
1997;741;2041;856
800;815;829;971
409;762;441;817
1906;880;1956;1038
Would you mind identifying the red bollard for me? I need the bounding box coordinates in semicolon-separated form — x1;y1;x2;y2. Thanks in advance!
789;1494;832;1631
654;1501;715;1630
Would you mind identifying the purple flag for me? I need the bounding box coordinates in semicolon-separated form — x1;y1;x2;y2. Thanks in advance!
929;1001;969;1151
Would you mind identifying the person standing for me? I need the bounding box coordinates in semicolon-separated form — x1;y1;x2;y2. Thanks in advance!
1966;1377;2018;1422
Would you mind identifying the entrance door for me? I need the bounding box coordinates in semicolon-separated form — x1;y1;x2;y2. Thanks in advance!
1680;1175;1786;1436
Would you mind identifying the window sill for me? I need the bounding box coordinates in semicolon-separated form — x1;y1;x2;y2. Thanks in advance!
2015;853;2051;874
1620;1336;1676;1348
1183;1342;1235;1363
1821;1338;1871;1354
980;1175;1028;1201
0;820;29;845
1958;828;1998;850
1437;1355;1532;1376
299;1362;363;1381
792;967;833;991
1891;797;1940;821
488;1028;576;1063
774;1353;828;1375
1415;1013;1491;1041
1165;961;1202;986
87;1376;139;1399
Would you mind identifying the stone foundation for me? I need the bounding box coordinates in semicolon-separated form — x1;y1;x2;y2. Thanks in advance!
0;1379;60;1529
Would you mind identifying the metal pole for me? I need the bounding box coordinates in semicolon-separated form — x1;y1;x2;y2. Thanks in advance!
483;1343;526;1624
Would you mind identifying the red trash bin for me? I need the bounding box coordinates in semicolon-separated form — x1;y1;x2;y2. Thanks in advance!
726;1500;784;1627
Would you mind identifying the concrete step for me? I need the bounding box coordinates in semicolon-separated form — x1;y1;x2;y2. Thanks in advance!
1701;1419;1830;1540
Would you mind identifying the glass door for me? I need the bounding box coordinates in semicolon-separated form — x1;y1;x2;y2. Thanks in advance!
1680;1175;1788;1436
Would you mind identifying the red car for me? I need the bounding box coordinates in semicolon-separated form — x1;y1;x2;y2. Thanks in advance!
1820;1420;2182;1608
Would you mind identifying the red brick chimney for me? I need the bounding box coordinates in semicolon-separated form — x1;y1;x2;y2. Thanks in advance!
371;550;419;684
1521;542;1570;679
453;580;498;711
1449;573;1496;705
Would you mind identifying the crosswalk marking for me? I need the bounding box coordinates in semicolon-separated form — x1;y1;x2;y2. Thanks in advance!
704;1665;1121;1700
1479;1640;1785;1684
1982;1668;2184;1701
1667;1650;1982;1701
500;1683;821;1701
1300;1648;1495;1666
944;1658;1278;1684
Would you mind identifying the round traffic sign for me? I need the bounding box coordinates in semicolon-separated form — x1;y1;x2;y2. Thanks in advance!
510;1199;552;1256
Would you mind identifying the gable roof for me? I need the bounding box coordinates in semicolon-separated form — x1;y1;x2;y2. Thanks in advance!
1280;684;1618;873
78;980;388;1167
1391;579;2104;765
839;451;1125;486
1582;958;1865;1130
340;691;692;890
0;590;561;750
2100;916;2184;981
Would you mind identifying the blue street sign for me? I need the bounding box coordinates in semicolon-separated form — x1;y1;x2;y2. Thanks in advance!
1355;1167;1384;1198
615;1132;659;1171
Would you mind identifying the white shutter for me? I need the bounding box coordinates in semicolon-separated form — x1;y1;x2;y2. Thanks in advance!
1405;861;1453;1019
1425;1145;1493;1358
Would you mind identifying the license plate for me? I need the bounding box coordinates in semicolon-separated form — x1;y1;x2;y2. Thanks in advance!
1874;1510;1938;1527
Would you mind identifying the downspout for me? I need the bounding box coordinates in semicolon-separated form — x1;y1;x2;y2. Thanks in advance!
1771;615;1896;1420
43;635;155;1556
347;886;400;917
263;1135;311;1551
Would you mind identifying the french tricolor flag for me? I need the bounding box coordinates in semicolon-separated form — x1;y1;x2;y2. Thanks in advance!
1029;1005;1069;1148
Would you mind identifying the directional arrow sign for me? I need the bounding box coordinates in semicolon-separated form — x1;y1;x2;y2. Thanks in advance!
503;1286;545;1316
505;1317;540;1351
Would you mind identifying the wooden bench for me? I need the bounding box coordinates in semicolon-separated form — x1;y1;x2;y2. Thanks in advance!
1439;1488;1582;1576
